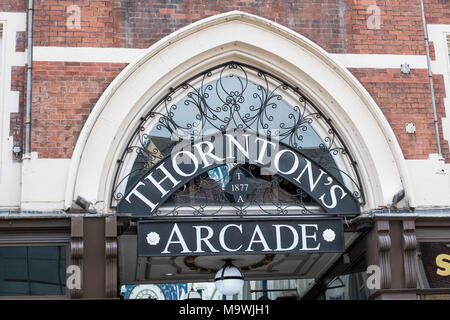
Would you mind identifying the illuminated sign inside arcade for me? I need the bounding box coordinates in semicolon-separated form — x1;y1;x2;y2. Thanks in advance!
419;242;450;288
118;131;360;216
137;218;345;256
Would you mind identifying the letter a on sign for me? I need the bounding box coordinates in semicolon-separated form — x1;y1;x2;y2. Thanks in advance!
162;224;192;254
366;265;381;290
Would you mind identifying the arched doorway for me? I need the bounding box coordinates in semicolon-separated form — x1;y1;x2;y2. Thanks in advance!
114;61;366;299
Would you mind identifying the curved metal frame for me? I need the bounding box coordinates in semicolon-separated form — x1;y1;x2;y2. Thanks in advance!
110;61;365;213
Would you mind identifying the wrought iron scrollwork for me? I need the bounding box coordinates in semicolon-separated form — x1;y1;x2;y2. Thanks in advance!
111;61;365;213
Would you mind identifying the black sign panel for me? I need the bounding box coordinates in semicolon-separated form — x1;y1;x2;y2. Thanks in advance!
118;131;361;216
137;218;344;256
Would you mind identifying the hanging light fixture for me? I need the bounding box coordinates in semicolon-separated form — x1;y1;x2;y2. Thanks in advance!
214;259;244;296
186;287;202;300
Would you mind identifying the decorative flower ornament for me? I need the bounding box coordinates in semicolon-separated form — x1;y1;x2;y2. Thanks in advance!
322;229;336;242
146;232;160;246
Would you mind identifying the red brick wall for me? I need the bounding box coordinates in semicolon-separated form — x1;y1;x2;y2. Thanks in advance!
345;0;423;55
350;68;449;161
31;61;126;158
3;0;450;54
345;0;449;55
28;0;450;54
0;0;26;11
423;0;450;24
32;0;349;53
10;66;26;151
15;31;26;52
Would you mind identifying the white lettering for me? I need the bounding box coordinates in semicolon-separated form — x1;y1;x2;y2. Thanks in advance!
125;181;159;211
274;149;299;175
294;159;326;192
367;4;381;30
366;265;381;290
299;224;320;251
193;141;224;167
225;134;250;160
193;226;219;253
219;224;243;252
245;225;271;252
172;150;199;177
66;265;81;290
146;162;181;197
162;223;192;254
66;5;81;30
254;137;276;165
273;224;299;251
319;185;347;209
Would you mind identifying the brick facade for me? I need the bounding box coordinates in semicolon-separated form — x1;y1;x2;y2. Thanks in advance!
2;0;450;162
0;0;26;12
32;0;349;52
350;69;449;160
27;0;450;54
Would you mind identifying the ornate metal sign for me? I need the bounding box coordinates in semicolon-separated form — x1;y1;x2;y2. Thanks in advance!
117;131;361;216
137;218;344;256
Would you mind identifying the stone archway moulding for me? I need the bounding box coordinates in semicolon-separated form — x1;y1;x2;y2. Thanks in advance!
65;11;415;213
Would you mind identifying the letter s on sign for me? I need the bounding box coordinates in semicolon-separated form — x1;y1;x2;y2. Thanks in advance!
318;185;347;209
436;254;450;276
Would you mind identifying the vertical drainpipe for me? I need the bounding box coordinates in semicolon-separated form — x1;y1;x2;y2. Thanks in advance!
25;0;34;156
419;0;442;156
